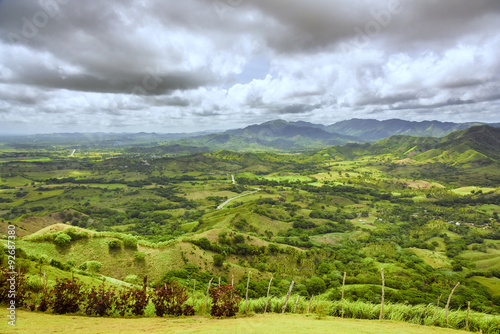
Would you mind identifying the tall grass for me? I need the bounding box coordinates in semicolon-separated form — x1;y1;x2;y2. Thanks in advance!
239;296;499;333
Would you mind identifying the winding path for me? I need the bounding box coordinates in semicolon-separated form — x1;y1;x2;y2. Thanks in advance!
217;187;261;209
217;174;260;209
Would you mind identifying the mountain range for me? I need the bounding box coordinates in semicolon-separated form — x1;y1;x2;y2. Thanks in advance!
314;125;500;186
176;118;500;152
3;118;500;152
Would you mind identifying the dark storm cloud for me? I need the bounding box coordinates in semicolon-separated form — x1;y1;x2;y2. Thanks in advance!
389;98;476;111
277;104;321;114
0;0;218;95
153;96;190;107
248;0;500;53
354;92;422;107
0;0;499;134
10;66;211;95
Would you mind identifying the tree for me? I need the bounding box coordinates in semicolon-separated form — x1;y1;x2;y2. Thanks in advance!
306;276;326;295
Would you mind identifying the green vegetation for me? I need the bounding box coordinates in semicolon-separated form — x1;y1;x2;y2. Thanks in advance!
1;125;500;332
0;311;473;334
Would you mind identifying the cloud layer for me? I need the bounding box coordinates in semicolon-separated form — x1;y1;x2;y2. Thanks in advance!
0;0;499;134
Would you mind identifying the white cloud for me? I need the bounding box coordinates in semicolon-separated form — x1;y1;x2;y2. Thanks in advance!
0;0;499;134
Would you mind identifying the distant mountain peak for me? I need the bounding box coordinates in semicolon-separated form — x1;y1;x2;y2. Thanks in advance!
326;118;492;141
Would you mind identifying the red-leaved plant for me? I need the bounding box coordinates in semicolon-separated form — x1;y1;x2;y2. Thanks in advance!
210;285;241;317
151;281;194;316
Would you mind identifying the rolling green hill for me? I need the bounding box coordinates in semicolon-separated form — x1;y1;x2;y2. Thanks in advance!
1;125;499;329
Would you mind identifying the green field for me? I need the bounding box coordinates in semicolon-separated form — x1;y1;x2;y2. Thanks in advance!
0;311;469;334
450;187;498;195
470;276;500;296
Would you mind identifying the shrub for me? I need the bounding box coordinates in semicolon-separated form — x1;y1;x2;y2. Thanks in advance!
85;283;116;316
129;277;150;316
211;285;241;317
213;254;225;267
50;259;70;271
122;235;138;250
108;239;123;250
65;228;89;241
115;276;150;316
54;233;71;247
52;277;85;314
0;267;28;306
86;261;102;273
37;287;51;312
133;251;146;262
115;287;134;316
151;281;194;316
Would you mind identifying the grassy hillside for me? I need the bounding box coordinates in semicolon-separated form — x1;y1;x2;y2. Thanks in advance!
1;127;500;330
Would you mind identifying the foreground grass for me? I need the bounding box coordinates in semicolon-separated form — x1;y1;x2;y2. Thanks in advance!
0;311;468;334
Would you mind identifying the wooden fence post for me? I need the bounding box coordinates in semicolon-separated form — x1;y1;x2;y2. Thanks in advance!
245;272;251;314
264;276;273;314
379;268;385;320
205;278;213;309
307;294;314;314
341;271;346;318
433;294;442;321
445;282;460;327
143;275;148;293
282;281;294;313
293;295;300;313
192;279;196;307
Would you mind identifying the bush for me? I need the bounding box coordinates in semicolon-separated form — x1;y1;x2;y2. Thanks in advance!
86;261;102;273
151;281;194;316
64;228;89;241
129;277;150;316
50;259;70;271
54;233;71;247
85;283;116;316
0;267;28;306
37;287;51;312
122;235;138;250
114;276;150;316
114;287;134;316
108;239;123;250
210;285;241;317
133;252;146;262
52;277;85;314
213;254;225;267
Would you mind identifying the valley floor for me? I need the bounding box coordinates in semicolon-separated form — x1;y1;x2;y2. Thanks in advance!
0;310;468;334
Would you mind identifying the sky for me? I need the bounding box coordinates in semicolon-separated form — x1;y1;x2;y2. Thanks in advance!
0;0;499;134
